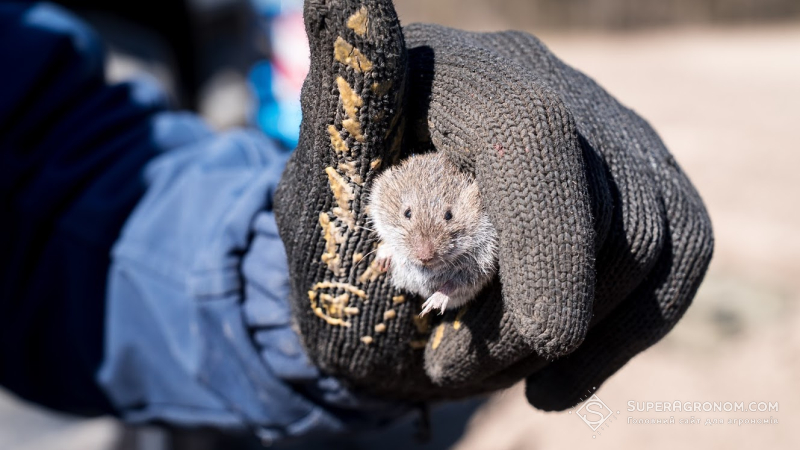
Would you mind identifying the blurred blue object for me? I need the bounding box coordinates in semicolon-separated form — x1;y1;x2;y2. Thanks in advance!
250;61;304;150
248;0;307;149
0;1;162;415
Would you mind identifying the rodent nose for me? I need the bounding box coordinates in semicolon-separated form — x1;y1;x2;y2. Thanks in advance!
415;240;436;264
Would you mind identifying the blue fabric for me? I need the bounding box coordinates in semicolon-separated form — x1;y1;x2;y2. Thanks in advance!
0;1;164;415
0;2;407;439
249;60;303;150
248;0;306;149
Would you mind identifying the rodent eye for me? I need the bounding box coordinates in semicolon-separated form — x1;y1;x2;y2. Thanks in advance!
404;208;412;219
444;210;453;221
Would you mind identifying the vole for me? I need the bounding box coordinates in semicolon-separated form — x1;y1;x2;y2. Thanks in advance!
368;152;498;316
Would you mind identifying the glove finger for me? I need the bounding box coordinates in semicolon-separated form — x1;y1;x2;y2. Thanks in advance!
403;25;596;386
299;0;407;169
433;140;635;393
459;29;670;325
454;28;678;401
275;0;422;393
525;140;714;411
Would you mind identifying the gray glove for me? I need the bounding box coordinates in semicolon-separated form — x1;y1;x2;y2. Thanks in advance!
274;0;713;410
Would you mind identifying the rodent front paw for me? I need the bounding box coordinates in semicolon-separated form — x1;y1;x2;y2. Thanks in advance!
420;292;450;317
376;245;392;272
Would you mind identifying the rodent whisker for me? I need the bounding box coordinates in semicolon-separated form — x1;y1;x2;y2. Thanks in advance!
356;247;379;266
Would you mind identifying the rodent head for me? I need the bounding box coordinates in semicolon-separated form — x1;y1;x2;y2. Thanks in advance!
368;152;491;270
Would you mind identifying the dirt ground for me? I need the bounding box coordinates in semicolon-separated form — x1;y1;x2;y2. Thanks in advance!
1;20;798;450
447;23;800;450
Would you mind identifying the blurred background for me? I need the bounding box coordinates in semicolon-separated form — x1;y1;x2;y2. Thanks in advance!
1;0;799;448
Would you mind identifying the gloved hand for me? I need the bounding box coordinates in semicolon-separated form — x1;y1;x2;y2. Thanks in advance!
275;0;714;410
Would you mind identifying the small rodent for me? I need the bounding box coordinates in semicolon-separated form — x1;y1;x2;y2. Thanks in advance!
368;152;498;316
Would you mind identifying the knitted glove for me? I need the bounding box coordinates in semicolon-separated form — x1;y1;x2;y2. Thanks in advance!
274;0;713;410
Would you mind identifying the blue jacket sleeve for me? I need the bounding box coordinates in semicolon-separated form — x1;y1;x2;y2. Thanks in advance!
100;126;408;440
0;2;169;415
0;2;407;440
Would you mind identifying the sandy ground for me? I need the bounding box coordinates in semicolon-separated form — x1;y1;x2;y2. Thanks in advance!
1;22;799;450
